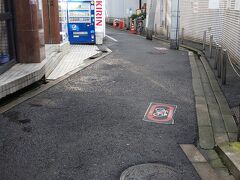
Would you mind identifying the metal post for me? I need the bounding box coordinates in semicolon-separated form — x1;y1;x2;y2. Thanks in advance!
181;28;184;44
209;34;213;58
214;44;219;69
166;25;169;40
203;31;207;50
155;24;157;35
221;49;227;85
146;0;157;40
217;45;222;78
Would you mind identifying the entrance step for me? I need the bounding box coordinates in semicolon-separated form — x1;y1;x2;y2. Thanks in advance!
0;43;69;99
47;45;99;80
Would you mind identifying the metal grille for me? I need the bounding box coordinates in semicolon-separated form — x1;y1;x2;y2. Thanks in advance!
0;0;8;54
0;0;15;65
179;0;240;66
0;20;8;56
0;0;5;13
0;0;9;63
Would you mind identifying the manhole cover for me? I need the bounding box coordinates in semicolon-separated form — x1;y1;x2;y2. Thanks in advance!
120;163;180;180
143;103;177;124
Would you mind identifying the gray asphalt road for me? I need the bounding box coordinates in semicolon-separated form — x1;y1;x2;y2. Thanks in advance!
0;28;200;180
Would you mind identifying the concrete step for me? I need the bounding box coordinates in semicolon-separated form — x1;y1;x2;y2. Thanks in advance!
180;144;224;180
0;44;69;99
216;142;240;180
47;45;99;80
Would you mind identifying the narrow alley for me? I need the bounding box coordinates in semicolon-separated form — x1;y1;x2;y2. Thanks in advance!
0;28;200;179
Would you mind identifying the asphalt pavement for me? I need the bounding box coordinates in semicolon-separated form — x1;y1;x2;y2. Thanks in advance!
0;28;200;180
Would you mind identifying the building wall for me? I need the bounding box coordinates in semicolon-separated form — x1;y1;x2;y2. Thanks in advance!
154;0;240;65
180;0;240;65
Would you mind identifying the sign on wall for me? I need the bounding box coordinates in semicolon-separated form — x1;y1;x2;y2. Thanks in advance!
95;0;105;34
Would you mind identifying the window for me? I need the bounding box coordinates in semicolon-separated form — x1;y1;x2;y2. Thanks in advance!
0;0;15;68
208;0;220;9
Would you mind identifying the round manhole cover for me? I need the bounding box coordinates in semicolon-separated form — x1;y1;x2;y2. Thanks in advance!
120;163;180;180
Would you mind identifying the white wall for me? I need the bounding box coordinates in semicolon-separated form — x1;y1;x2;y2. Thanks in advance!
106;0;146;18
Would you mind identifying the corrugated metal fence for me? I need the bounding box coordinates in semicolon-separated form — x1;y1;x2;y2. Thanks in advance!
180;0;240;66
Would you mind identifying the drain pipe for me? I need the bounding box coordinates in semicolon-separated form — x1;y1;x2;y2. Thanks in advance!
170;0;180;49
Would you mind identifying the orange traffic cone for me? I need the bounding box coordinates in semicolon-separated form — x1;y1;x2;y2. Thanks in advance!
131;20;136;34
113;19;117;28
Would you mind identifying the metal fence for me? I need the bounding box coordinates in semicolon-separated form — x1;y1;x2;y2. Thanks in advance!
179;0;240;67
154;0;240;68
0;0;8;58
0;0;15;65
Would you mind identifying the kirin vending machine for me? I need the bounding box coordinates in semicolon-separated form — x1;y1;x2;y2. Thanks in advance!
67;0;95;44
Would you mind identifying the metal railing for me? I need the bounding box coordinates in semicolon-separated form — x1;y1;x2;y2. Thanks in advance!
180;28;240;85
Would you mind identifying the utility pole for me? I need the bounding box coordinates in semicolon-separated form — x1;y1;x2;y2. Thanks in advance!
145;0;157;40
139;0;142;9
170;0;180;49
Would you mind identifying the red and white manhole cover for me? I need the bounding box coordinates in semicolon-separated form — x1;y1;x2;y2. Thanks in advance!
143;102;177;124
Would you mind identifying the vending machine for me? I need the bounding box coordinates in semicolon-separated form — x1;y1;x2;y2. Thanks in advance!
67;0;95;44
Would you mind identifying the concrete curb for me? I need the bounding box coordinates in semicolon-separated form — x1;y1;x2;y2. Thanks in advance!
188;52;215;150
153;36;238;141
216;143;240;180
180;144;222;180
152;36;238;179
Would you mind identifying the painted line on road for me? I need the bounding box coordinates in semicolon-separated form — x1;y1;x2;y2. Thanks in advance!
106;35;118;42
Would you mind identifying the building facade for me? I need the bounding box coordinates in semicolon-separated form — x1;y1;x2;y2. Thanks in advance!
0;0;105;75
153;0;240;66
106;0;147;18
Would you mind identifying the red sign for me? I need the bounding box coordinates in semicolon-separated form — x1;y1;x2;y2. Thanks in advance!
96;0;103;26
143;103;177;124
